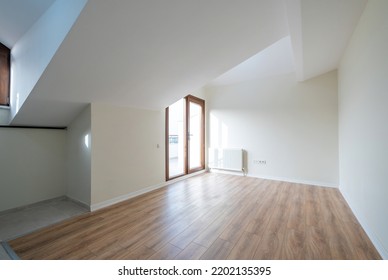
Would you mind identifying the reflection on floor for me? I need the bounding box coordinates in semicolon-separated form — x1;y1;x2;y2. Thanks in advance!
0;197;88;260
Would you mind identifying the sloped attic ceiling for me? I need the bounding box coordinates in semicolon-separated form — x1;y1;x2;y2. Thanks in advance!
5;0;367;127
287;0;367;81
11;0;289;126
210;0;368;86
0;0;56;48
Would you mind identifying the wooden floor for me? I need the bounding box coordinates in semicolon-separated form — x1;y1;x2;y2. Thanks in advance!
9;173;381;260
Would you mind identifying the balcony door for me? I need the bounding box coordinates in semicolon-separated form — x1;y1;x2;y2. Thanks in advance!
166;95;205;180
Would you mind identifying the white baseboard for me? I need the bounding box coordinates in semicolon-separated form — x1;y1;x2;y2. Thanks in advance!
0;196;68;215
90;170;206;212
209;169;245;176
340;189;388;260
209;169;338;188
90;182;166;212
248;174;338;188
65;196;90;211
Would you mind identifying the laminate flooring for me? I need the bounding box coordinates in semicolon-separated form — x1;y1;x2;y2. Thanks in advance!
9;173;381;260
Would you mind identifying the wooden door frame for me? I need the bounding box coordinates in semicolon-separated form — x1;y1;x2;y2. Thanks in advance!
165;95;205;181
186;95;205;174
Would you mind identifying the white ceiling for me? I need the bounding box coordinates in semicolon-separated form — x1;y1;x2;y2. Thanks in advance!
208;0;368;85
208;36;295;86
12;0;289;126
297;0;368;80
2;0;368;127
0;0;55;48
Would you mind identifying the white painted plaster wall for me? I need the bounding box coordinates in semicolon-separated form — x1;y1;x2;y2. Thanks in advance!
338;0;388;259
205;71;338;187
90;103;165;209
0;127;66;212
66;105;91;207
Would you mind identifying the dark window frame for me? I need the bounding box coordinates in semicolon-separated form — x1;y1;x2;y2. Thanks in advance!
0;42;11;106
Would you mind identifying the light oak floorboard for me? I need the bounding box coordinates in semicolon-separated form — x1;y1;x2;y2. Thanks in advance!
9;173;381;260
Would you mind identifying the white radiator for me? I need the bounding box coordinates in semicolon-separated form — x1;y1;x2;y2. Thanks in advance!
208;148;244;172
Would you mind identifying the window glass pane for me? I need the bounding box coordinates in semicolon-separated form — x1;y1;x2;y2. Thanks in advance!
189;101;202;170
168;99;185;178
0;43;10;106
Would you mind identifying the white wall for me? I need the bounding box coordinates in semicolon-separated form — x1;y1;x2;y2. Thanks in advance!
90;103;165;210
0;127;66;212
338;0;388;259
9;0;87;121
205;71;338;187
0;108;9;125
66;105;91;207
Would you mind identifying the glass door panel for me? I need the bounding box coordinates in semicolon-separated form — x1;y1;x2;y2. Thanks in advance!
166;95;204;180
188;101;202;170
168;98;185;178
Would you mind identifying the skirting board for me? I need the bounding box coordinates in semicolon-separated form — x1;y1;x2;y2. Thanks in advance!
65;196;90;211
90;170;206;212
209;169;338;188
209;168;245;176
250;174;338;188
340;189;388;260
0;196;70;215
90;183;166;212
